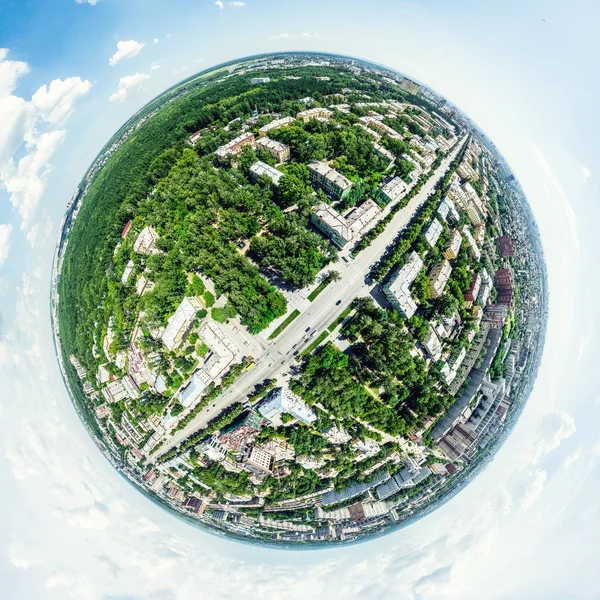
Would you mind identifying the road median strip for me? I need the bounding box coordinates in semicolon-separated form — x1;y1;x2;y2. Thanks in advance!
300;331;330;356
268;309;301;340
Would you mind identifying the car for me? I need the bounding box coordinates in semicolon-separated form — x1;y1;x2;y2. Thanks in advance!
293;350;299;356
336;299;342;306
342;256;349;263
310;331;317;337
305;327;311;332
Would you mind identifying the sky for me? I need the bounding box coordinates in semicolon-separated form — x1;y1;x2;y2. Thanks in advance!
0;0;599;598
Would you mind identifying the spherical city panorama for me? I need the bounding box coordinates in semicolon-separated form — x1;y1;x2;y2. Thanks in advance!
53;52;547;546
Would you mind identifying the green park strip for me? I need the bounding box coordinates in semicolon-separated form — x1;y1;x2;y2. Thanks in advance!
307;279;331;302
268;309;301;340
301;331;330;356
328;305;354;333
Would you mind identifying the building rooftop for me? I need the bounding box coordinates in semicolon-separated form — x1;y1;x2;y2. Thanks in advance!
424;218;443;247
249;160;283;185
307;161;353;192
161;296;203;352
380;176;408;204
312;202;353;244
259;387;316;425
345;199;381;235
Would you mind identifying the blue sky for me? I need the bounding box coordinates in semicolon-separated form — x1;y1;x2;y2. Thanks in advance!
0;1;599;598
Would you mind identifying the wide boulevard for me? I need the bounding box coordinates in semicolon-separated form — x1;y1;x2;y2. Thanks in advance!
154;136;467;458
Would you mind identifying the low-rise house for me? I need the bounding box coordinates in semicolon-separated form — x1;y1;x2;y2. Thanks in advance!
422;327;443;361
133;226;160;255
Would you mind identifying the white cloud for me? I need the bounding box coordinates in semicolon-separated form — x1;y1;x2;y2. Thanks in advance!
8;545;37;570
215;0;224;8
581;165;591;181
0;50;91;230
32;77;93;125
521;469;548;509
269;32;323;41
0;224;12;267
108;40;145;67
153;38;159;44
230;1;246;6
531;410;576;463
0;48;29;96
75;0;100;4
564;447;582;468
109;73;151;103
150;62;162;70
1;129;67;226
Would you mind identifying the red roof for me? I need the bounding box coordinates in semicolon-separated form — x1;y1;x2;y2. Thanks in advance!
121;220;132;238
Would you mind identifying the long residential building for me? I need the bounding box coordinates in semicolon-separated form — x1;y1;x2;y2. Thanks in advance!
215;132;256;160
307;161;353;200
259;387;316;425
443;229;463;260
429;259;452;298
258;116;296;137
383;250;424;318
161;296;203;352
311;202;353;248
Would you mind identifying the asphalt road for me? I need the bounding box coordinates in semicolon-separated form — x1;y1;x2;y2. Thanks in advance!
154;137;466;458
